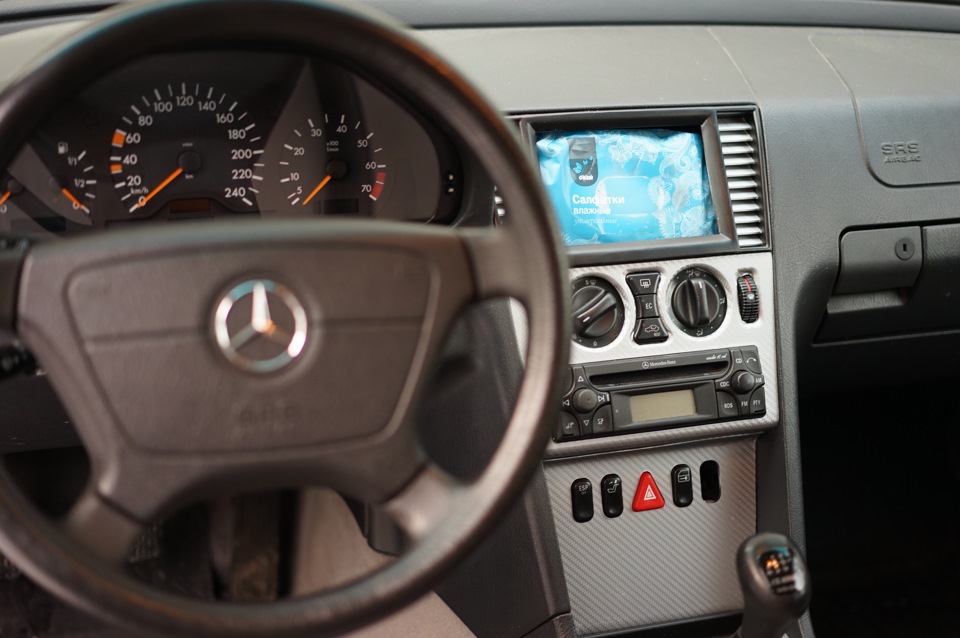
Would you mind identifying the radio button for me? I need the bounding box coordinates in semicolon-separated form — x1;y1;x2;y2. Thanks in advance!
578;414;594;436
573;388;599;413
571;365;588;389
730;348;744;368
717;391;739;419
633;318;668;344
738;395;751;414
741;347;762;374
558;412;580;439
626;272;661;295
593;404;613;434
749;387;766;415
637;294;659;318
731;371;757;394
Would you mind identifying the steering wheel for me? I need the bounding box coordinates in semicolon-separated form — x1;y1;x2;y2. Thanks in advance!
0;0;568;635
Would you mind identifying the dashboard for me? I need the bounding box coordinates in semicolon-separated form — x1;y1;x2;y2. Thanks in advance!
4;2;960;638
0;51;461;237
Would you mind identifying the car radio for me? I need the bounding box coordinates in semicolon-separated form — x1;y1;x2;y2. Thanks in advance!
555;346;765;442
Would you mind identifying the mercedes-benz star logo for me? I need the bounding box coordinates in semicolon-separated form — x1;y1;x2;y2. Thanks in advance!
214;279;308;373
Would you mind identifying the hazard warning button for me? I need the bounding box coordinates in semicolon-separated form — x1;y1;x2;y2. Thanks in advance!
631;471;665;511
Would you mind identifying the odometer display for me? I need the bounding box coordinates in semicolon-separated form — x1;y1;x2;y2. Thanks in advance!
110;83;262;214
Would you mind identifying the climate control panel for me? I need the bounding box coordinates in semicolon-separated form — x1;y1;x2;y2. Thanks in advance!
572;264;758;349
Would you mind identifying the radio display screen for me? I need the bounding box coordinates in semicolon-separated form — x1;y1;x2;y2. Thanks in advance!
629;389;697;423
535;129;718;246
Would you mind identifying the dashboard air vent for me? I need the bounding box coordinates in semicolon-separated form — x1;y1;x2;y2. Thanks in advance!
717;112;767;249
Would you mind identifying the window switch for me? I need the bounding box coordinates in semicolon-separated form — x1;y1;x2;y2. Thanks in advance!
671;464;693;507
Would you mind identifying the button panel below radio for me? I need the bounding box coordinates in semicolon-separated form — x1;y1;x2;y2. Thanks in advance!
554;346;766;442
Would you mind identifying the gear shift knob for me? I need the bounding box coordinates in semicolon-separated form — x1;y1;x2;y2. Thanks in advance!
735;532;811;638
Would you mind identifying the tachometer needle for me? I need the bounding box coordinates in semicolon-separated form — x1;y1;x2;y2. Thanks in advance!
60;187;89;214
0;191;10;208
136;167;184;210
302;174;333;206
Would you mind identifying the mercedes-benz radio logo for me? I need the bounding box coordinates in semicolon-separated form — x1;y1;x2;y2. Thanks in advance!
214;279;308;373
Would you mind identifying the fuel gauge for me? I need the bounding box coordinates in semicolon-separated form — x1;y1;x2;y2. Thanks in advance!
51;144;97;217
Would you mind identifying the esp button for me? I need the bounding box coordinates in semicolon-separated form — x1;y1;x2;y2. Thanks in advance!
571;478;593;523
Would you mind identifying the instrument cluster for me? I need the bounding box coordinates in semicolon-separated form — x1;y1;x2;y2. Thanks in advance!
0;52;461;236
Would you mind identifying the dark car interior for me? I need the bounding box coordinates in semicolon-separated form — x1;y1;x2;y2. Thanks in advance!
1;0;959;637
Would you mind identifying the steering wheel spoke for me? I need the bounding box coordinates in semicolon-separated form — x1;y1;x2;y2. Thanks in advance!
458;227;532;303
381;465;466;545
62;489;145;566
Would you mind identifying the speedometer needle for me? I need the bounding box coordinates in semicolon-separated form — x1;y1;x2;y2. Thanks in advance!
302;174;332;206
136;167;184;210
60;187;89;214
0;191;10;208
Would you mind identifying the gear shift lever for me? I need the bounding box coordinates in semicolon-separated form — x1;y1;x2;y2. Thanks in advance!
735;533;811;638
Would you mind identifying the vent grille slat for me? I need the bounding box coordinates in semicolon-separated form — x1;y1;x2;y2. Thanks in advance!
719;133;754;145
723;156;756;167
718;111;767;249
732;202;762;214
721;144;755;156
718;121;752;132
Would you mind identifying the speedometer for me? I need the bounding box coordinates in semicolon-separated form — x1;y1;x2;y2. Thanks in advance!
110;83;262;215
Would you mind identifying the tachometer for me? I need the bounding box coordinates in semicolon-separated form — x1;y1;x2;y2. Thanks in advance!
110;83;262;215
277;115;386;214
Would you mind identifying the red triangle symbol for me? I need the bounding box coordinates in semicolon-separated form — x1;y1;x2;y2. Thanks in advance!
632;472;665;511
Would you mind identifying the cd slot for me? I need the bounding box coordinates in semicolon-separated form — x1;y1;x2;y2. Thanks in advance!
590;361;728;389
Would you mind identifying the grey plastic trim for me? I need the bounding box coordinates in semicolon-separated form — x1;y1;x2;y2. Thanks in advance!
377;0;960;34
534;252;778;460
544;436;756;636
517;108;742;266
10;0;960;36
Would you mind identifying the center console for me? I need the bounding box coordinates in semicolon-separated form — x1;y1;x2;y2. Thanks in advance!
517;106;779;636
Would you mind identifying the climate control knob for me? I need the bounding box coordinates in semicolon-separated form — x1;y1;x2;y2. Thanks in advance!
671;268;727;337
571;276;624;348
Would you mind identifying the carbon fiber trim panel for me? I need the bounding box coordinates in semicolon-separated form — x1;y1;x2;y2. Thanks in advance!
544;437;756;636
542;252;778;459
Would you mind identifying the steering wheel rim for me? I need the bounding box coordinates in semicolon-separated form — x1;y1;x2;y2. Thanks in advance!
0;1;569;636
